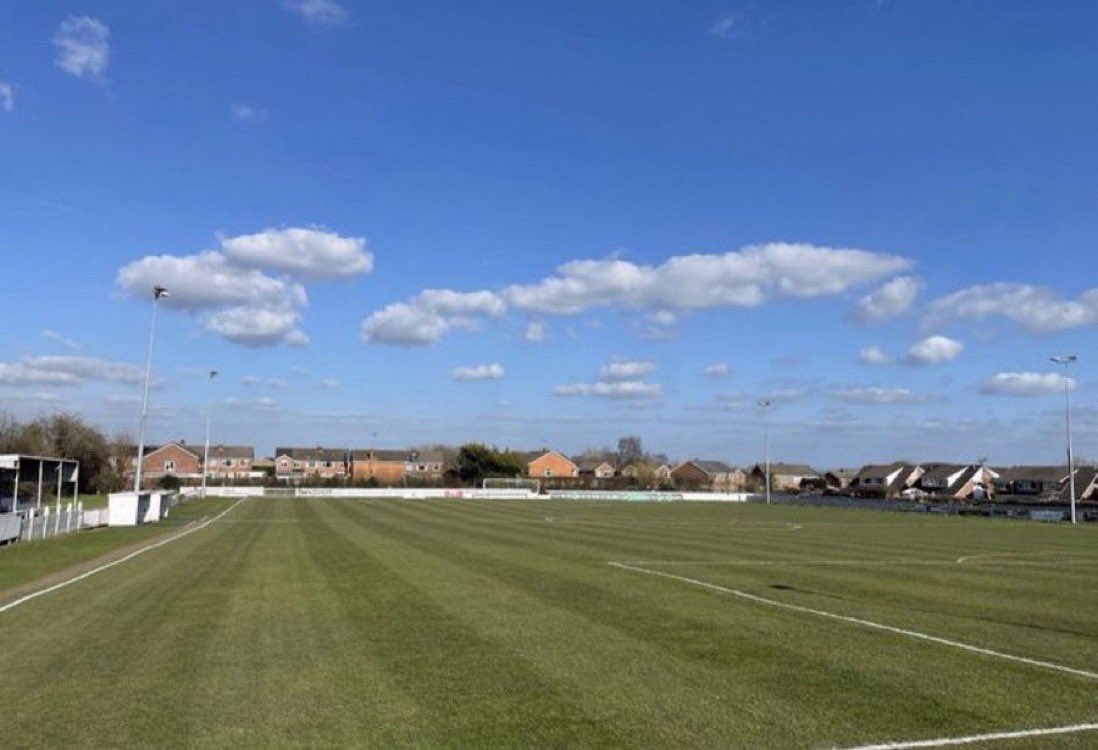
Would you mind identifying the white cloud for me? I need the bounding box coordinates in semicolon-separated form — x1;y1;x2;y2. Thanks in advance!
42;329;81;350
53;16;109;80
24;355;143;383
360;289;505;344
105;393;140;405
980;372;1074;397
710;15;737;38
852;276;923;323
362;242;910;344
925;283;1098;334
0;83;13;112
231;103;268;122
220;227;372;279
703;363;730;377
504;243;910;315
830;386;932;404
117;250;306;311
858;345;894;366
452;363;505;381
241;375;262;386
906;335;963;365
760;388;804;404
553;381;662;399
600;360;657;381
223;396;279;411
282;0;349;25
645;310;677;326
319;377;339;389
0;363;79;387
204;306;307;347
525;319;545;342
117;226;367;347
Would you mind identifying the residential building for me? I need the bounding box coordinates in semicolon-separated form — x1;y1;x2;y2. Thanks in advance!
137;442;202;481
1060;467;1098;502
350;449;408;484
527;450;578;479
671;460;743;491
748;463;820;492
405;450;445;480
993;466;1067;497
577;459;616;479
917;463;997;499
851;463;924;498
274;447;348;481
823;468;858;491
204;444;256;480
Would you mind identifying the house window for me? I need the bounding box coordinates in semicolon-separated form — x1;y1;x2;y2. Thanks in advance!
164;460;176;473
544;469;553;477
223;459;232;466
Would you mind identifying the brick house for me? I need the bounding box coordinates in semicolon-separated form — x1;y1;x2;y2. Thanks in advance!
577;459;617;478
406;450;445;480
204;444;256;480
350;449;408;484
527;450;578;479
749;463;820;492
670;460;742;491
138;442;202;482
274;447;348;481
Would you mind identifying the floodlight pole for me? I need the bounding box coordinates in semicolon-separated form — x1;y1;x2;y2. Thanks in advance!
201;369;219;496
1050;355;1077;524
758;400;772;505
133;285;168;493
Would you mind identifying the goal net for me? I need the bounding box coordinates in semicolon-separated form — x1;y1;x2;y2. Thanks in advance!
482;477;540;493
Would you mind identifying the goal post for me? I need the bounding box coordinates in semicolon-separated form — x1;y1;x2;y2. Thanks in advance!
482;477;540;494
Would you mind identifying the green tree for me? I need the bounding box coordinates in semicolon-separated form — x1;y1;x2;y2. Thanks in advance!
455;443;525;486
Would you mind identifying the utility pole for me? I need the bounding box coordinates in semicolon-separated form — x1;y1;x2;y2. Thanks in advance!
201;369;219;496
133;285;169;493
758;400;772;505
1050;355;1078;524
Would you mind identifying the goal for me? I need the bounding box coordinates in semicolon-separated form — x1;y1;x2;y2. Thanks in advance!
482;477;540;493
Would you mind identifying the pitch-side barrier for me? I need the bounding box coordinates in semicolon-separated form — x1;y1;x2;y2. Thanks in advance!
181;487;752;502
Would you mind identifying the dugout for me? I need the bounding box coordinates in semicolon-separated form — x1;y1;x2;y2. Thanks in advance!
0;454;80;514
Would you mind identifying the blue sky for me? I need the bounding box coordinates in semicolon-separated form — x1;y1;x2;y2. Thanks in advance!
2;1;1097;466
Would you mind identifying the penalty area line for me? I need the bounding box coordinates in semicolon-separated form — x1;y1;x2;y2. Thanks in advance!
607;561;1098;681
0;498;247;615
832;720;1098;749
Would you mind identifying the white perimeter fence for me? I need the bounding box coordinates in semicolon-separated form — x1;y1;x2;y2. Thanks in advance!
0;502;94;545
0;492;184;545
181;486;753;502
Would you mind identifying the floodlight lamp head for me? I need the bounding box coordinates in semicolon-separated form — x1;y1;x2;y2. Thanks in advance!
210;370;219;378
153;285;169;299
757;400;772;408
1050;355;1077;365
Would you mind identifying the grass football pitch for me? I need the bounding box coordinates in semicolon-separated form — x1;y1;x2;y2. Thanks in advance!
1;497;1096;748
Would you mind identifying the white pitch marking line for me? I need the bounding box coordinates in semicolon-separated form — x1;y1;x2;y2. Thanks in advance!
956;552;1015;564
832;720;1098;749
615;558;1097;568
608;561;1098;681
0;498;247;615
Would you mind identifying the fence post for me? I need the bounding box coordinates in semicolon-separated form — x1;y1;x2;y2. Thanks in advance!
65;502;73;533
54;505;62;536
41;506;50;540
